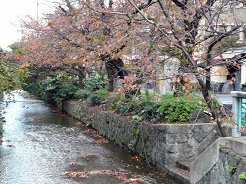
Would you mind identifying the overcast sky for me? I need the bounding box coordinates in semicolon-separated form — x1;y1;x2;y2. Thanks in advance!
0;0;56;50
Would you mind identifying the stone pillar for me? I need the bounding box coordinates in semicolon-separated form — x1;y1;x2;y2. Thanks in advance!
230;91;244;137
241;62;246;86
231;92;239;124
239;27;244;42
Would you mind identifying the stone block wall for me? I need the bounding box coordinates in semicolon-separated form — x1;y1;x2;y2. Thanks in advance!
64;100;220;171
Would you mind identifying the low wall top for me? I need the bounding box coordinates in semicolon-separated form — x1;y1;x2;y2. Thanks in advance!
230;91;246;98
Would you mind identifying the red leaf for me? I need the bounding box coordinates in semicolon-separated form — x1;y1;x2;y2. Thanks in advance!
199;100;203;105
92;139;109;144
129;178;141;184
183;76;189;83
131;156;142;161
176;77;180;83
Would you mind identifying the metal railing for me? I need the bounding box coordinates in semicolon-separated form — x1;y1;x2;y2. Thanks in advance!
231;91;246;136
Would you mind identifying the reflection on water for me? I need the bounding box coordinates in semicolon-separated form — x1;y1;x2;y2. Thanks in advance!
0;91;178;184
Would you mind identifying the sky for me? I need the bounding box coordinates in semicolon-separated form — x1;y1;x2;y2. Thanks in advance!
0;0;56;51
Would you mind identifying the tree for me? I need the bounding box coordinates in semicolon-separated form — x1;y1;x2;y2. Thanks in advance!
17;0;132;91
17;0;246;136
0;49;21;96
118;0;246;136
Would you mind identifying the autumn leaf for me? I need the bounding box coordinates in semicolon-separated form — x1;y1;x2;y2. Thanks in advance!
48;21;56;27
75;122;85;126
65;170;126;180
131;156;142;161
50;109;59;113
92;139;109;144
185;95;189;102
84;154;97;161
176;77;180;83
129;178;141;184
91;133;102;138
6;145;14;147
183;76;189;83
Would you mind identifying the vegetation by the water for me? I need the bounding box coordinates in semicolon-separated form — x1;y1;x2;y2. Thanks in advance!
0;48;21;97
22;68;212;123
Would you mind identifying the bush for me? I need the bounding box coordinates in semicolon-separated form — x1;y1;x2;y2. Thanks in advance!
74;72;109;106
157;94;203;122
83;72;108;91
109;92;206;123
74;89;90;100
83;89;109;106
23;73;79;108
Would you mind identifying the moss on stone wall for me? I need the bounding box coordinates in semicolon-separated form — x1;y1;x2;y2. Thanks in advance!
63;100;220;171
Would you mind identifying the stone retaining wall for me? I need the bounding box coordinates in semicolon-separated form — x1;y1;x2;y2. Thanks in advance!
64;100;220;171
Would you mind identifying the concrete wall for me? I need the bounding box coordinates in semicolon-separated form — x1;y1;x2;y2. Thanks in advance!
64;100;220;171
198;148;246;184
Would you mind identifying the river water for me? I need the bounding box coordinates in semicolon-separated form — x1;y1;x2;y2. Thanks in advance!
0;91;178;184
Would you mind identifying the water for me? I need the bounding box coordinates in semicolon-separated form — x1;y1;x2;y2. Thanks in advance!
0;91;178;184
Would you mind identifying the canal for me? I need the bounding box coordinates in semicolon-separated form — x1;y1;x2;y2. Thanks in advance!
0;91;178;184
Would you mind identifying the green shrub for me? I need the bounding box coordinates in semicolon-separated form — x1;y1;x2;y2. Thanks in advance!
74;89;90;100
83;72;108;91
225;165;237;174
23;73;79;108
73;72;109;106
83;89;109;106
239;172;246;180
157;94;203;123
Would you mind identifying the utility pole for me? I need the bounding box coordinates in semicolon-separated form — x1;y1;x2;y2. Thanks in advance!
37;0;39;23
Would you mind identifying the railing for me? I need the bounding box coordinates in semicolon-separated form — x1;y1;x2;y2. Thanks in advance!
231;91;246;136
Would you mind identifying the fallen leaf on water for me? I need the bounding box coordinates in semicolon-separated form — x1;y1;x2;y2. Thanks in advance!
116;171;127;180
91;133;102;138
0;140;11;142
129;178;141;184
92;139;109;144
76;122;85;126
84;154;97;160
50;109;59;113
65;169;126;180
7;145;14;147
83;129;97;134
131;156;142;162
65;172;87;177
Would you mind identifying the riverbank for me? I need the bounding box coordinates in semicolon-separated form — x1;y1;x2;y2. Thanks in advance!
0;91;178;184
63;100;246;184
61;100;237;183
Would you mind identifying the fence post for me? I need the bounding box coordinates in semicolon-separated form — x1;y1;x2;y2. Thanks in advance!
231;91;242;137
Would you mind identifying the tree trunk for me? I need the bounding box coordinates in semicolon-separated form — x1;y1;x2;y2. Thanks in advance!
106;64;118;92
197;78;227;137
78;65;86;89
